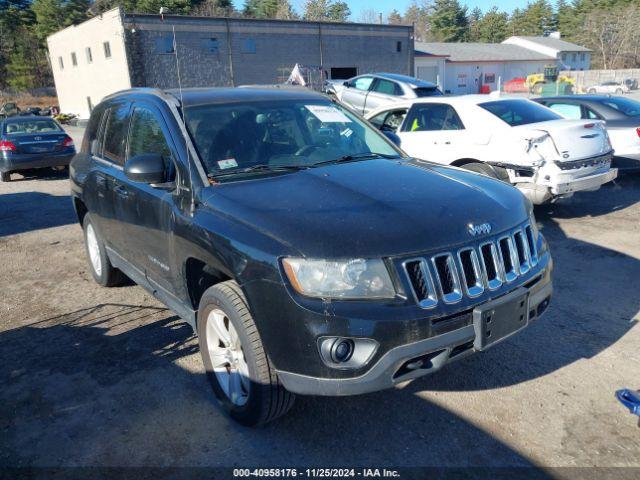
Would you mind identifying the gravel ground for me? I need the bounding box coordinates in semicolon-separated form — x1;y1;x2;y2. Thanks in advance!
0;130;639;475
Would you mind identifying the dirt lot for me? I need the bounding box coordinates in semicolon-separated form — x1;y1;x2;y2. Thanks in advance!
1;133;639;475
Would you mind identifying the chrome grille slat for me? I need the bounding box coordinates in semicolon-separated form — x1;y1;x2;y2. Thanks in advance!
431;254;463;304
403;223;538;309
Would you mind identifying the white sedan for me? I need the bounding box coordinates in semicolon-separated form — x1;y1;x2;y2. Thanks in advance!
365;95;618;204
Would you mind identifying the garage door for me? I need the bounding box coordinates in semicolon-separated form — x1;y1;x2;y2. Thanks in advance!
417;66;438;84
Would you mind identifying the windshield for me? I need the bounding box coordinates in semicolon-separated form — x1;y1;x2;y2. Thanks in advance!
601;97;640;117
479;99;562;127
4;118;62;135
184;100;400;178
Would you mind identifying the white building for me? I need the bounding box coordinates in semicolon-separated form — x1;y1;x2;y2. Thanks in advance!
502;35;591;71
414;42;555;95
47;8;132;119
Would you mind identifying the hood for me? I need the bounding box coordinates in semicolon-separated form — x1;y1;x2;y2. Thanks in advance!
200;159;530;259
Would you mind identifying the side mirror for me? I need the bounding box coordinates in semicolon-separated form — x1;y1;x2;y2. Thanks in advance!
382;130;401;146
124;153;166;184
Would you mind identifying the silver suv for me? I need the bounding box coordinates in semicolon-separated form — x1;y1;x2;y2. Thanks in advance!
328;72;443;115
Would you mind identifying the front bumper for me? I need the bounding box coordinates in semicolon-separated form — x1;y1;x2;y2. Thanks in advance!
275;262;553;396
0;151;74;173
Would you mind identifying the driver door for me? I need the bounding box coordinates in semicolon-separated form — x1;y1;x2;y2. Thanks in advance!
115;103;180;294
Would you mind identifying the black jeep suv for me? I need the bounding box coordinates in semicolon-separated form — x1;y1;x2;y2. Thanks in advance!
70;87;553;426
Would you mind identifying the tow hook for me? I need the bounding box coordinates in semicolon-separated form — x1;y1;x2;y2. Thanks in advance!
616;389;640;427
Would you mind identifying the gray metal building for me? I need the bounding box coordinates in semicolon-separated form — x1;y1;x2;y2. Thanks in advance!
47;7;414;118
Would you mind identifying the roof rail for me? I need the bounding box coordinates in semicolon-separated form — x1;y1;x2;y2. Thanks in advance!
102;87;181;107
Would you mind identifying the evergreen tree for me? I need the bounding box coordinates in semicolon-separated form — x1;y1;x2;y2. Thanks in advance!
508;0;554;36
429;0;468;42
327;1;350;22
403;1;430;41
476;6;509;42
467;6;482;41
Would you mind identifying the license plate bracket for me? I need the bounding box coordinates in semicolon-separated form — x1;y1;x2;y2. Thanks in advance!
473;287;529;351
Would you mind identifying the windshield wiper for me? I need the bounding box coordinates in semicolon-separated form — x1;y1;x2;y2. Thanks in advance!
310;152;400;168
208;164;308;180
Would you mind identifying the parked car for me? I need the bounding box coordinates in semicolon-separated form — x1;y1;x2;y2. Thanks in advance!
587;81;629;95
23;106;42;116
0;116;75;182
328;72;442;115
0;102;20;118
535;95;640;171
70;87;553;425
365;95;617;204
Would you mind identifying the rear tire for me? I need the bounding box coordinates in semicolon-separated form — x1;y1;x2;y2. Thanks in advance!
615;88;623;95
0;172;10;182
198;281;295;426
82;214;125;287
588;88;596;94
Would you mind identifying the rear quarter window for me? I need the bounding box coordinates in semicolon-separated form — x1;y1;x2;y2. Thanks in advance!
479;99;561;126
413;87;443;97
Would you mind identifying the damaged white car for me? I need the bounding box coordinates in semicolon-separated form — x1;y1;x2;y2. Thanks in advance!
365;95;617;204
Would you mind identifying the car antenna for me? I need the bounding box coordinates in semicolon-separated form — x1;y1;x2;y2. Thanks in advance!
171;21;196;215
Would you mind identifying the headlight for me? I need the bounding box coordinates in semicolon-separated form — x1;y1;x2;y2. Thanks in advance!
282;258;396;299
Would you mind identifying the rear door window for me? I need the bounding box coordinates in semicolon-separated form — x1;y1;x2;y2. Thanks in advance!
547;102;582;119
402;104;464;132
101;103;131;165
372;79;402;96
479;99;561;126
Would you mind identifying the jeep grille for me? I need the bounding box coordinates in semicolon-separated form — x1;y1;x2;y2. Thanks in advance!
403;224;538;309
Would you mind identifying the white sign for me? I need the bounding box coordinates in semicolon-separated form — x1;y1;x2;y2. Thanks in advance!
305;105;351;123
217;158;238;170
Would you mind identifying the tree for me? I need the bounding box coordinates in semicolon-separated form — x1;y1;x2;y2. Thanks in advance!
508;0;554;36
476;6;509;43
274;0;297;20
467;6;482;41
193;0;234;16
403;1;430;42
429;0;468;42
359;8;379;24
387;9;403;25
303;0;349;22
327;1;350;22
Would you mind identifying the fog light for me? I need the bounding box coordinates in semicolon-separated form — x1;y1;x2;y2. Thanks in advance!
331;339;354;363
318;336;378;369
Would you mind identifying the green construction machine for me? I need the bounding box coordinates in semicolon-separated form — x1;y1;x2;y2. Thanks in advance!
526;65;575;96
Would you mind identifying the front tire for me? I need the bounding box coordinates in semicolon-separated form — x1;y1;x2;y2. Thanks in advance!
460;161;510;182
82;214;125;287
198;281;295;426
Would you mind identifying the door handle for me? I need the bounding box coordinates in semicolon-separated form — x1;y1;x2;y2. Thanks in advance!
114;185;129;198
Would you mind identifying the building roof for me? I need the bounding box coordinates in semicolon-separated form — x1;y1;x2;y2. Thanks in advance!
414;42;555;62
505;36;591;53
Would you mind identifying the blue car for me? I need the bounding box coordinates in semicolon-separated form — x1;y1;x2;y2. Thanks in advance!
0;116;76;182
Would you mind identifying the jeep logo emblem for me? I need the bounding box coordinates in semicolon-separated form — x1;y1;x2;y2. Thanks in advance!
468;222;492;236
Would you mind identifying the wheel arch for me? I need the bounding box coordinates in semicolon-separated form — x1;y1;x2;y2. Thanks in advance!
72;196;88;226
184;257;233;312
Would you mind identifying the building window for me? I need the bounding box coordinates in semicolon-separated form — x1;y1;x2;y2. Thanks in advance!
580;53;585;61
86;47;93;63
330;67;357;80
396;41;402;53
562;53;567;62
103;41;112;58
202;38;219;53
155;36;175;54
241;38;256;54
58;56;64;70
71;52;77;66
572;53;577;62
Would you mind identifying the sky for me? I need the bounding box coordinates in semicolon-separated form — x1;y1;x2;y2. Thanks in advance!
285;1;534;20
